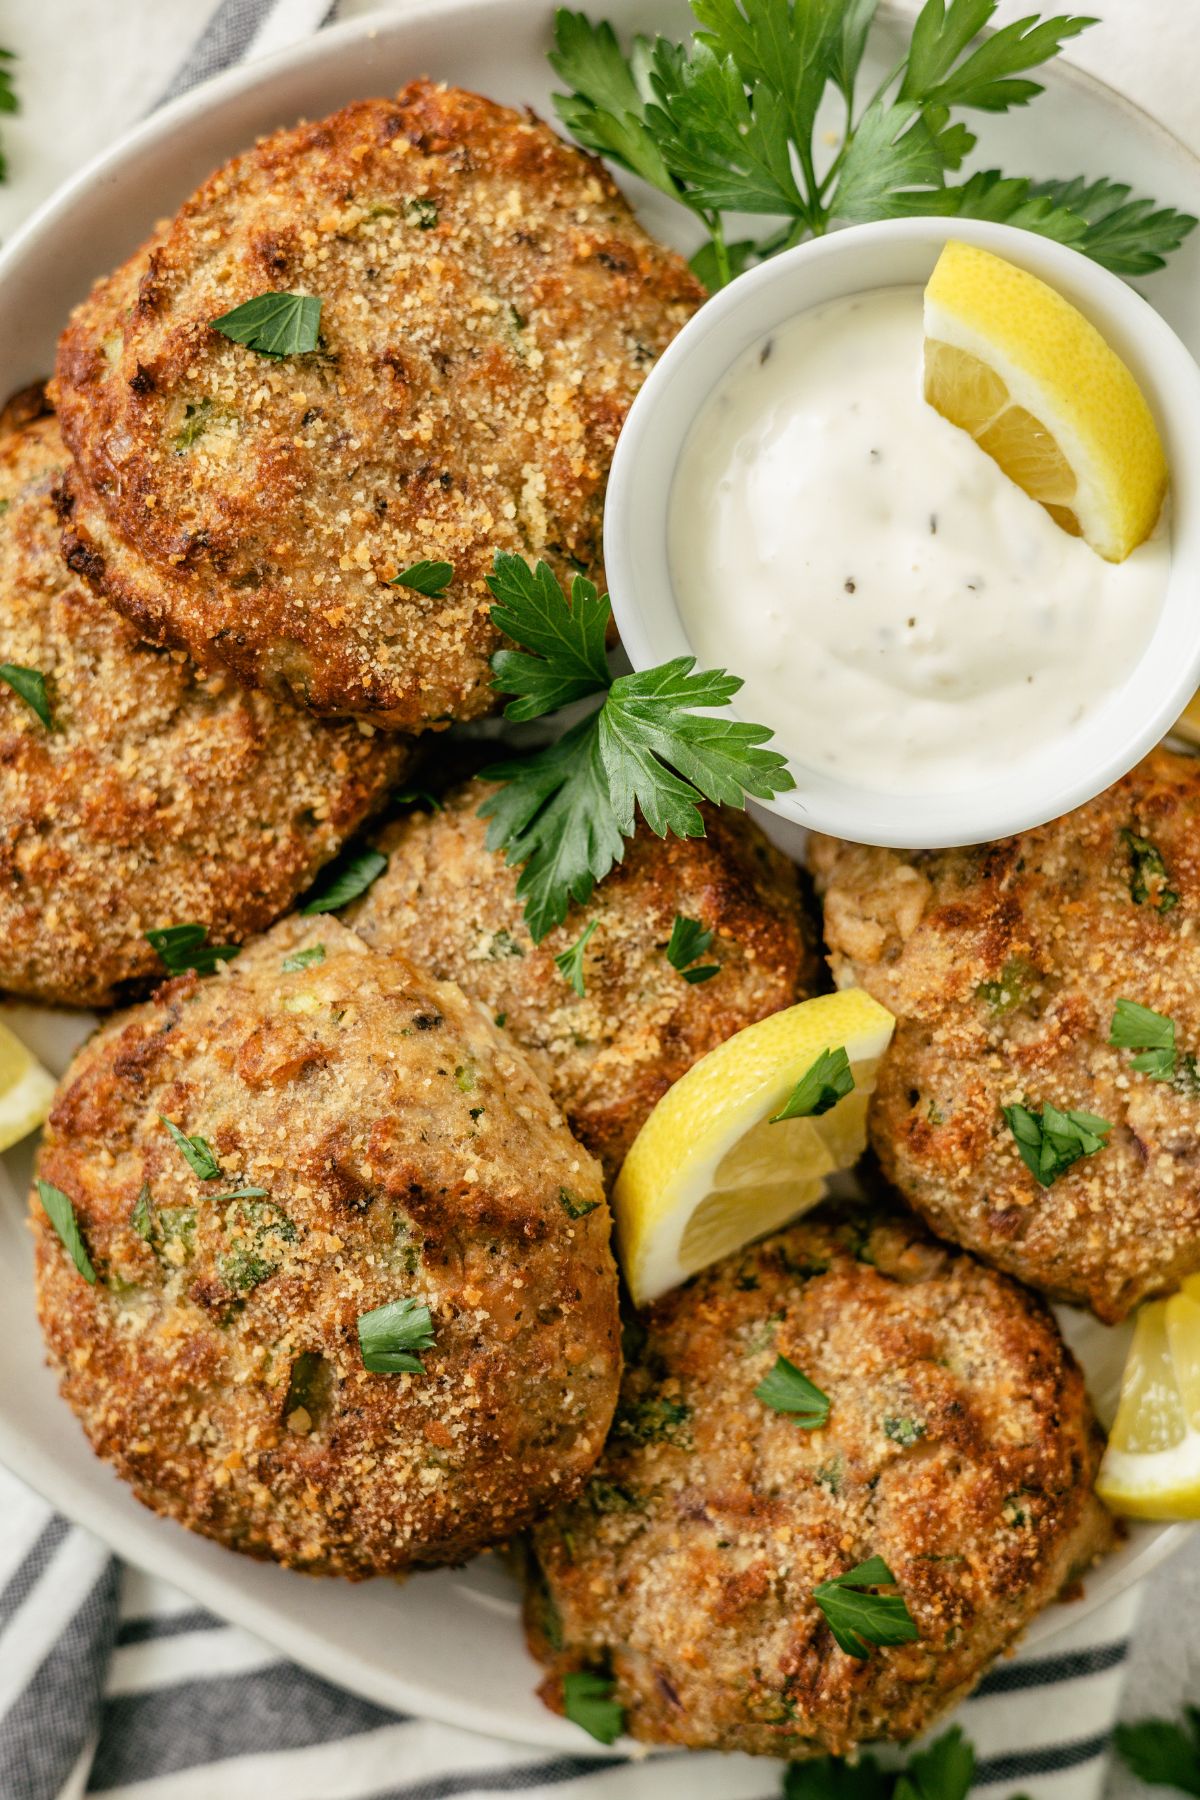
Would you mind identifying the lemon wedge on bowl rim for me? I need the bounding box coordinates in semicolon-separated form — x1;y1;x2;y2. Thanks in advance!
0;1017;56;1154
1097;1274;1200;1519
613;989;894;1306
923;239;1168;562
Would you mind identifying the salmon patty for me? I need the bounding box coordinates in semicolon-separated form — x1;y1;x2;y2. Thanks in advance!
0;397;410;1009
32;919;619;1575
811;749;1200;1320
348;779;822;1177
53;82;703;730
526;1206;1112;1757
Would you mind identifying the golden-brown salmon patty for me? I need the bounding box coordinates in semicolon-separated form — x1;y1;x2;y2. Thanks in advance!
348;779;823;1177
526;1207;1112;1758
0;400;410;1010
811;749;1200;1320
32;919;620;1575
53;82;703;730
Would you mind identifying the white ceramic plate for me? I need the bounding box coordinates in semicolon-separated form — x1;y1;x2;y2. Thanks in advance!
1;0;1197;1750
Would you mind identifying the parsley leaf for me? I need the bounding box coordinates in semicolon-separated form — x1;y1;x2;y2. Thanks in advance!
358;1296;436;1374
666;913;720;983
895;1726;975;1800
301;847;388;914
160;1117;222;1182
784;1754;892;1800
549;13;681;202
481;718;626;943
282;943;326;973
1115;1709;1200;1798
562;1670;625;1745
1110;997;1177;1080
145;923;239;977
0;50;17;185
1026;175;1198;276
0;663;52;728
1123;828;1180;912
390;559;454;598
549;2;1193;285
482;556;792;942
812;1555;919;1660
489;554;610;720
772;1047;854;1122
210;292;322;358
1002;1099;1111;1188
555;917;599;996
899;2;1093;113
755;1354;831;1428
36;1180;96;1284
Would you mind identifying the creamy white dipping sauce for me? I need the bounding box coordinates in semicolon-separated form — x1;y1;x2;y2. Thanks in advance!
668;285;1170;795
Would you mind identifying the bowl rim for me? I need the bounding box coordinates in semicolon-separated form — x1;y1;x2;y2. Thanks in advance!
604;214;1200;848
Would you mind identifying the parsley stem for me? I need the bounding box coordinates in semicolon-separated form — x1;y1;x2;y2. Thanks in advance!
707;214;732;288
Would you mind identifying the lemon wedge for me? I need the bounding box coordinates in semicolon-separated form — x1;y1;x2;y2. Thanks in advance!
1097;1275;1200;1518
0;1018;56;1154
613;990;895;1305
923;240;1167;562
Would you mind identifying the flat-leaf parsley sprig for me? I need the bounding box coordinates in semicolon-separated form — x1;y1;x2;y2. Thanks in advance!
549;0;1196;288
480;552;793;942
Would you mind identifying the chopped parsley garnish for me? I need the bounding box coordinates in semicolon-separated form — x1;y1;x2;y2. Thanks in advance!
555;918;599;996
0;663;52;728
562;1670;624;1745
755;1354;830;1429
772;1047;854;1123
208;1185;270;1204
145;923;239;977
549;3;1195;289
976;955;1037;1015
282;942;326;973
559;1186;600;1220
358;1295;436;1373
396;787;443;811
36;1180;96;1284
130;1184;155;1241
480;552;792;941
160;1116;222;1181
1002;1099;1111;1188
210;291;322;358
173;398;217;452
614;1395;691;1445
1123;828;1180;912
216;1198;296;1293
666;913;720;984
301;847;387;914
1110;997;1177;1080
784;1725;975;1800
390;559;454;597
811;1555;919;1661
1115;1706;1200;1798
406;196;439;229
884;1416;927;1447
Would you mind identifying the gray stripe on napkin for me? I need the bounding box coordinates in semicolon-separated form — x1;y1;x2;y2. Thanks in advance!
1;1560;118;1800
88;1664;405;1790
158;0;283;103
0;1516;70;1636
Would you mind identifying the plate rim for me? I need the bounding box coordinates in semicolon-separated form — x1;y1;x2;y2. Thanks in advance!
0;0;1196;1752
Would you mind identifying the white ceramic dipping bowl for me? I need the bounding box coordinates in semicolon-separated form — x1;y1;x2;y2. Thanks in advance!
604;216;1200;848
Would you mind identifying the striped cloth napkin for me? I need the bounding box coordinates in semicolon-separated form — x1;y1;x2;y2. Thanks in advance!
0;2;1192;1796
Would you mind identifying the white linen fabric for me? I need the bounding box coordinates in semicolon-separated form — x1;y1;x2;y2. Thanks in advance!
0;2;1194;1796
